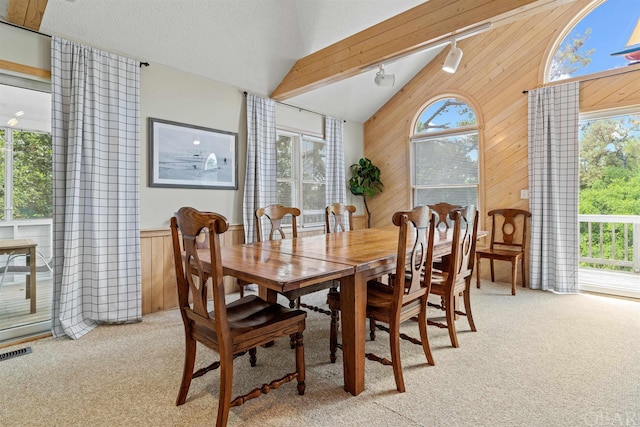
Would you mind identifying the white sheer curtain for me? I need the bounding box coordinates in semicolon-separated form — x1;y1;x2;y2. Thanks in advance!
325;116;347;207
243;93;277;243
527;82;579;293
51;37;141;339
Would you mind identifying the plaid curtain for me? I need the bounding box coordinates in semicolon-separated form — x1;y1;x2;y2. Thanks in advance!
325;116;347;206
527;82;579;293
51;37;141;339
243;93;277;243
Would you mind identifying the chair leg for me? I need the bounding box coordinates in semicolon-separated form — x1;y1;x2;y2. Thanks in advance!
511;261;517;296
463;282;477;332
445;295;459;348
389;319;405;392
490;259;495;282
249;347;257;367
216;352;234;427
418;303;434;366
176;335;197;406
476;255;481;289
369;318;377;341
521;256;527;288
329;307;339;363
294;331;306;395
238;282;244;298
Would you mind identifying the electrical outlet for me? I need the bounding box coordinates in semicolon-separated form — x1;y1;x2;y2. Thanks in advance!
520;189;529;199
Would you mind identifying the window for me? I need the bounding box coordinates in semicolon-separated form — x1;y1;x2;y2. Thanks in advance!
411;97;479;208
548;0;638;82
276;130;326;227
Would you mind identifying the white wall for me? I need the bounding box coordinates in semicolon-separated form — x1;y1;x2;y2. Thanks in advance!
0;24;50;78
1;27;365;230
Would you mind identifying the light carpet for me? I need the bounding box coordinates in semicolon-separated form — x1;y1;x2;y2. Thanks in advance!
1;280;639;427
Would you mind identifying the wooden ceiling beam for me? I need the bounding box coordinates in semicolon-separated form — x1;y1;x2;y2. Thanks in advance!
7;0;48;31
270;0;575;101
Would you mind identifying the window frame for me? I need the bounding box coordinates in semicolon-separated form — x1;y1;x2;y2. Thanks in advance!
276;128;327;228
410;96;481;210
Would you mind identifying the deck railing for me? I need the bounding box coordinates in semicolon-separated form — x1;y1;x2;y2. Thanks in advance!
579;214;639;274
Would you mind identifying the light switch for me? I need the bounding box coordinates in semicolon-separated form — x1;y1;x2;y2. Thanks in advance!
520;189;529;199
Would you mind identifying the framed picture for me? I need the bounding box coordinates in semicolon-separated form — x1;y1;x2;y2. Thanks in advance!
148;118;238;189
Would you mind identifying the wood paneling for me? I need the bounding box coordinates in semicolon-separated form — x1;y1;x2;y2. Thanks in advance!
363;0;640;283
139;215;367;314
7;0;48;31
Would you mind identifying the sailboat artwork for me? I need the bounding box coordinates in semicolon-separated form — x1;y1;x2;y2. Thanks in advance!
610;17;640;63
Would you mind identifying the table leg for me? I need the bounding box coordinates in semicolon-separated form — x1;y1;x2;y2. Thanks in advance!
258;286;278;303
339;272;367;396
29;248;36;314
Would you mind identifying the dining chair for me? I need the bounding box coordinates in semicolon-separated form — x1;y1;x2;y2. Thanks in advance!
428;202;463;234
238;204;301;299
476;208;531;295
325;203;356;233
328;205;436;392
428;208;479;348
240;204;338;316
171;207;307;427
428;202;463;271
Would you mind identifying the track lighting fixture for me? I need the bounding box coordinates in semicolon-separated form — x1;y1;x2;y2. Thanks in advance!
374;64;395;87
442;39;463;73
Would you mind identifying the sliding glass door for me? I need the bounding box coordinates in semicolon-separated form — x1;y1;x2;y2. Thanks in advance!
0;78;52;343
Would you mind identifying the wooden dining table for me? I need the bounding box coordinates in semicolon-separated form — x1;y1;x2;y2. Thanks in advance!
219;225;463;396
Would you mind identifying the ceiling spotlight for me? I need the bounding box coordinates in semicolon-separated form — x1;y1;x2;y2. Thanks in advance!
193;138;200;145
7;118;18;127
442;39;463;74
374;64;395;87
15;111;25;117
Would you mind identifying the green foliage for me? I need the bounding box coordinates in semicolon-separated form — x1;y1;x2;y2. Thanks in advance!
12;131;53;219
549;29;595;81
349;158;383;227
579;114;639;272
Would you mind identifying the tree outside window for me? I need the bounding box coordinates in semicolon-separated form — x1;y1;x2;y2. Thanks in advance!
411;98;479;209
276;130;326;227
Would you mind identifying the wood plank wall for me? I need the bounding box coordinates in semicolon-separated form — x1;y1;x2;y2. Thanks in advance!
363;0;640;283
140;215;367;315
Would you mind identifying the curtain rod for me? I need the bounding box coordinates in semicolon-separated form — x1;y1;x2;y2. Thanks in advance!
522;65;640;93
0;19;149;68
243;91;346;122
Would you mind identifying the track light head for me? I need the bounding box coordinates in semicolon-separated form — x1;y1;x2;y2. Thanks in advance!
442;40;463;74
374;64;395;87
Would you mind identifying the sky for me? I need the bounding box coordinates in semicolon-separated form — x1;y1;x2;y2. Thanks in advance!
562;0;640;78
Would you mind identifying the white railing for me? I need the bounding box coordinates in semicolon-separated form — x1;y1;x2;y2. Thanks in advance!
579;214;639;274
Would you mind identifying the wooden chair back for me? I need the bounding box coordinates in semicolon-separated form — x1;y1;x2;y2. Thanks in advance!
255;204;301;242
428;202;462;233
450;209;480;286
325;203;356;233
390;205;435;297
171;207;230;340
488;208;531;252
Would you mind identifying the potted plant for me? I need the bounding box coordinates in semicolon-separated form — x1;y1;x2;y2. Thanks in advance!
349;157;383;228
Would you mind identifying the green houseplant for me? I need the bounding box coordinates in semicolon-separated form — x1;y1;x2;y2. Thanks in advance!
349;157;383;228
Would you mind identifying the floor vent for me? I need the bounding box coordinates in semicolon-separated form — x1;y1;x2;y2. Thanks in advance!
0;346;32;362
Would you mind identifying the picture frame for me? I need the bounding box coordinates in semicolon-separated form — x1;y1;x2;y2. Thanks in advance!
148;118;238;189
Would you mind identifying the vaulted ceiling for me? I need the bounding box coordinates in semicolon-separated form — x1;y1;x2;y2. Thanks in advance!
2;0;573;123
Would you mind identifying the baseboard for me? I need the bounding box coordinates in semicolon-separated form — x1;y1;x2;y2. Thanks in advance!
579;283;640;300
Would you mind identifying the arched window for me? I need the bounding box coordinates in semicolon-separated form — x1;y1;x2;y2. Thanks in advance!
548;0;639;82
411;97;479;208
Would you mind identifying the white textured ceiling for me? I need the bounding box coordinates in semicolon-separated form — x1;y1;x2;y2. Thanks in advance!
36;0;434;123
